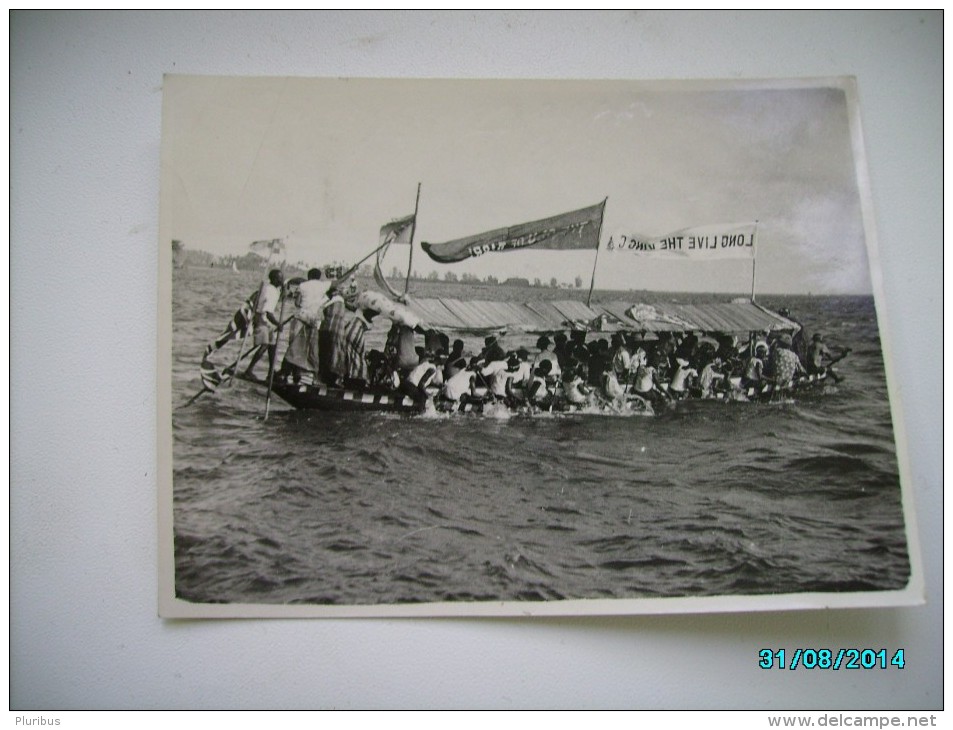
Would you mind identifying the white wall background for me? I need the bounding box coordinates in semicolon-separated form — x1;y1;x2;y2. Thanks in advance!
10;10;942;710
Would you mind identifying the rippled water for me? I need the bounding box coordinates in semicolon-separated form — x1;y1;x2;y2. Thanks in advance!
171;268;910;606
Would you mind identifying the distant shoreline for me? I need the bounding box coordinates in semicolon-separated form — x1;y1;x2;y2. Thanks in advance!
171;265;873;303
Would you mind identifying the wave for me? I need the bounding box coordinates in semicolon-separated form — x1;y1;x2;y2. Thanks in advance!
785;453;876;475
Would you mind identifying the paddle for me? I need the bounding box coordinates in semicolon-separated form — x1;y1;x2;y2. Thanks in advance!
824;347;851;383
176;387;213;410
226;322;253;389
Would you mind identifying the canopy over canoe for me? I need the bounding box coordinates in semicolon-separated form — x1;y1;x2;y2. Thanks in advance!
614;300;796;334
399;296;797;336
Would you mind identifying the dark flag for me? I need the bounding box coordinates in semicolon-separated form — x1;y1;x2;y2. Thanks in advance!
421;201;605;264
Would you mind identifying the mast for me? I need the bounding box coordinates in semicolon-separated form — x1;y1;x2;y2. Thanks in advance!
750;219;759;302
403;182;422;296
585;197;608;308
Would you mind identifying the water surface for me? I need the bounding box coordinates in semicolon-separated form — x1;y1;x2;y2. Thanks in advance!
171;268;910;606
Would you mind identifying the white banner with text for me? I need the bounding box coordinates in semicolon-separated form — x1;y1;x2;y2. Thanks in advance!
605;222;757;258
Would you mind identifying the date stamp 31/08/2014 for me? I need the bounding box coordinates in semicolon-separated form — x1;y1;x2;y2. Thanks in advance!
759;649;905;671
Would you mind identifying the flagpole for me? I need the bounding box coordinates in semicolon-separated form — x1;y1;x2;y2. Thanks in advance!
586;198;608;308
403;182;422;296
750;259;757;302
750;220;759;302
335;239;398;286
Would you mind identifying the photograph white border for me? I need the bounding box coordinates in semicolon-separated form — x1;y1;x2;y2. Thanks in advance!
12;10;941;710
158;74;923;619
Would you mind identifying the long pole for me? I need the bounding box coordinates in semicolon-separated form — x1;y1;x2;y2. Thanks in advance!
403;182;422;296
226;324;253;388
335;238;397;286
586;197;608;308
750;220;759;302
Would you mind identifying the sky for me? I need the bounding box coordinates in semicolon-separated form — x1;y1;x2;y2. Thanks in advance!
161;76;874;295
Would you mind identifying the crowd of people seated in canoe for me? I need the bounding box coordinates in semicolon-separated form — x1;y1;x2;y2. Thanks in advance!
356;327;846;411
249;270;847;410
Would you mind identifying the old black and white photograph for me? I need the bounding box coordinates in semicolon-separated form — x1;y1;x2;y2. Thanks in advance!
159;75;920;617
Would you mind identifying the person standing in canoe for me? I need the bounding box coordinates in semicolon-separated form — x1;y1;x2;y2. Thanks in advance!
326;306;378;389
280;267;332;383
318;292;346;385
244;269;284;380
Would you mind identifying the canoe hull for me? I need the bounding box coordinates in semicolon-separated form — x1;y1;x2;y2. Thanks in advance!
272;380;424;414
256;370;835;415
